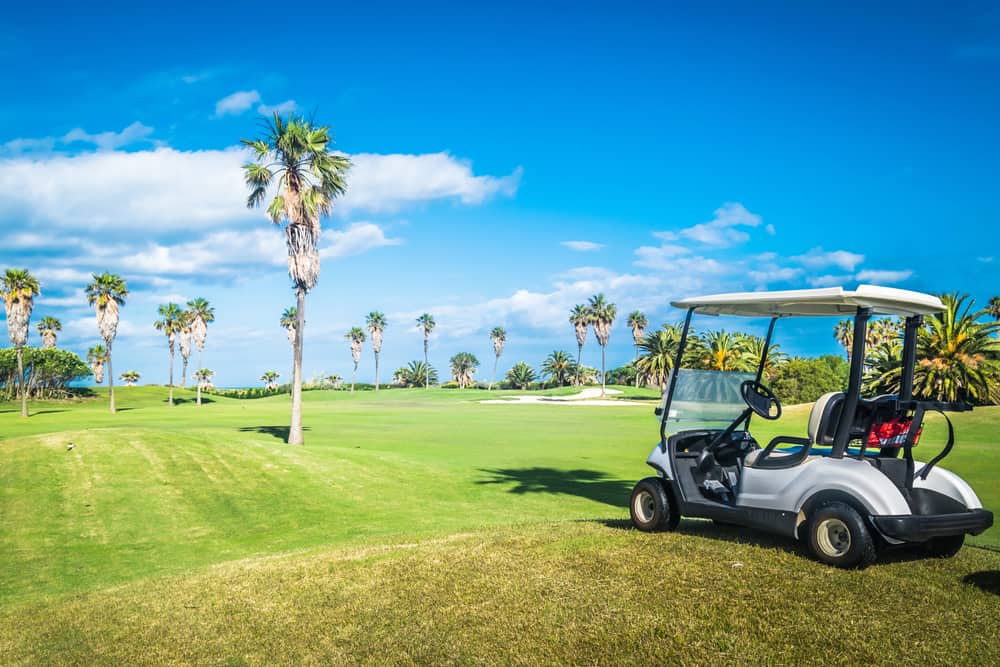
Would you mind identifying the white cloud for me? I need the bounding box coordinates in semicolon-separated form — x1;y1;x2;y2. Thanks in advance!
214;90;261;116
320;222;403;260
793;247;865;271
62;121;155;151
339;153;521;214
977;256;993;263
561;240;603;252
393;268;669;339
633;243;691;269
807;274;853;288
34;267;96;285
258;100;297;116
2;122;155;155
654;202;763;248
0;147;520;230
765;223;776;235
747;267;802;286
855;269;913;284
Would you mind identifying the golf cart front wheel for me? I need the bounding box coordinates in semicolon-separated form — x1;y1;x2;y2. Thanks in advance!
630;477;679;532
807;501;876;569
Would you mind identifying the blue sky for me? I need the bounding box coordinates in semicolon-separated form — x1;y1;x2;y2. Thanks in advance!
1;1;998;386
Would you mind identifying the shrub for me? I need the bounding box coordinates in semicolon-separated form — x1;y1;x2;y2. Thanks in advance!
0;347;91;400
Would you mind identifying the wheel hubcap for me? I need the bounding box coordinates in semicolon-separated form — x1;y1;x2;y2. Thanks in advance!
634;490;655;523
816;518;851;557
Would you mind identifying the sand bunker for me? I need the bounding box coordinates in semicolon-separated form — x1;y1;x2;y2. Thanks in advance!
479;387;644;406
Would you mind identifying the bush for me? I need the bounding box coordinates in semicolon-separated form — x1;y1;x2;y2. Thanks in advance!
769;357;849;405
0;347;91;400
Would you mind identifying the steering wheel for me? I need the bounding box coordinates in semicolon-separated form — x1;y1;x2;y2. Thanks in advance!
740;380;782;420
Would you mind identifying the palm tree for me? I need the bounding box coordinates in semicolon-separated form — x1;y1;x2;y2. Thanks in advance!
120;370;141;387
366;311;387;391
694;330;756;372
834;319;853;363
346;326;366;392
85;272;128;414
2;269;40;417
154;303;184;406
186;298;215;405
587;294;617;396
913;293;1000;403
243;113;351;445
449;352;480;388
395;360;438;387
87;345;108;384
489;326;506;390
988;296;1000;324
627;311;648;388
416;313;436;388
735;333;787;378
636;325;683;391
505;361;537;390
541;350;575;387
194;368;215;390
36;316;61;349
569;304;590;386
280;307;297;346
261;371;280;390
177;311;192;390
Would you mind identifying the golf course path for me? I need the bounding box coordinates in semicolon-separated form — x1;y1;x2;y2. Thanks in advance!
480;388;642;406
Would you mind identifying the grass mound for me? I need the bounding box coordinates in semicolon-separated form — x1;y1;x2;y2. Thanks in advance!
2;521;998;665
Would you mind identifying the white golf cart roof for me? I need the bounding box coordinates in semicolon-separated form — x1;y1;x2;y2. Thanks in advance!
671;285;944;318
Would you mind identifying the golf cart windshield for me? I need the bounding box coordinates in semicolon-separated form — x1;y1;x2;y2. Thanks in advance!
661;369;756;429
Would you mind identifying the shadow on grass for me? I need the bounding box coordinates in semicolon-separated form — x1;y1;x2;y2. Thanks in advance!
963;570;1000;596
592;517;954;566
477;467;632;508
166;397;215;405
238;425;312;441
30;409;70;415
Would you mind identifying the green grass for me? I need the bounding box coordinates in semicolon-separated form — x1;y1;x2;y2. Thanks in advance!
1;386;998;664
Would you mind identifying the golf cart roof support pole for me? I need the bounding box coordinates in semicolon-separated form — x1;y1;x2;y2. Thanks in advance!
900;315;922;401
745;316;778;430
832;307;872;458
660;308;694;444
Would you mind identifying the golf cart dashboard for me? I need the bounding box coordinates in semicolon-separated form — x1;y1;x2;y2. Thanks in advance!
668;429;758;465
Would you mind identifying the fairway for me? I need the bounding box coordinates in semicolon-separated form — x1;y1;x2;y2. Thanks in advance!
1;387;998;664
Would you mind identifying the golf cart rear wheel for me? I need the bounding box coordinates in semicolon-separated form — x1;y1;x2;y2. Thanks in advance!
807;501;876;569
923;534;964;558
630;477;679;532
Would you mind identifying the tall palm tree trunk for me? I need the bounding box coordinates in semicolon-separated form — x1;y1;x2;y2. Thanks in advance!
635;343;640;388
491;356;499;390
288;287;305;445
196;348;203;405
180;357;188;389
16;347;26;418
575;344;582;387
352;362;357;393
168;348;175;406
107;341;115;414
423;338;429;388
601;345;607;396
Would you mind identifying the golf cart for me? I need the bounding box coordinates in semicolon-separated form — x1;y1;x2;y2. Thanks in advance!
629;285;993;568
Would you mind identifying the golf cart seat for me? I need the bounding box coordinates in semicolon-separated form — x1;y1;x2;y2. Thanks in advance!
744;392;844;468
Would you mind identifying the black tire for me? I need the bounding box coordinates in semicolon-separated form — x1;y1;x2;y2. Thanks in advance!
629;477;680;532
923;534;964;558
807;501;877;569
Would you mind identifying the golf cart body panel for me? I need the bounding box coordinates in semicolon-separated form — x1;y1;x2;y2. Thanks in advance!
632;285;993;566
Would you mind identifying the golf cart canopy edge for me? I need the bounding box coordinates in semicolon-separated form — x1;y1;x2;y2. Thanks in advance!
671;285;945;318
